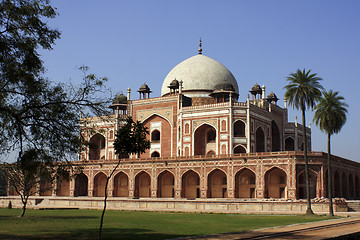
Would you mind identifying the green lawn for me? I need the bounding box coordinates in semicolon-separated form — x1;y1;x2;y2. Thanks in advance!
0;208;331;239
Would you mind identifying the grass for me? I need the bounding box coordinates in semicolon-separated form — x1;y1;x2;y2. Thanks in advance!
0;208;331;239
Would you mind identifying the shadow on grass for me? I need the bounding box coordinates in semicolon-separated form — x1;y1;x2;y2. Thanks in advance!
0;228;186;240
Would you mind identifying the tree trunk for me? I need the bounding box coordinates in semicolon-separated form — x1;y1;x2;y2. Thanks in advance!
327;133;334;216
99;160;121;240
20;196;28;217
302;108;314;215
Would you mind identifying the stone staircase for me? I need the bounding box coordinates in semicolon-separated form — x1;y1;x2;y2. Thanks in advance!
347;201;360;212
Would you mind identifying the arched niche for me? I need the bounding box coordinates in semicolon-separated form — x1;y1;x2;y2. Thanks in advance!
157;170;174;198
271;121;281;152
235;168;256;198
89;133;106;160
234;120;245;137
207;169;227;198
134;171;151;198
255;127;265;152
181;170;200;199
285;137;295;151
113;172;128;197
194;124;217;156
265;167;287;198
94;172;107;197
74;173;88;197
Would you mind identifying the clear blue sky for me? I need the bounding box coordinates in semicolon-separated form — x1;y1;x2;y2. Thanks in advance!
41;0;360;161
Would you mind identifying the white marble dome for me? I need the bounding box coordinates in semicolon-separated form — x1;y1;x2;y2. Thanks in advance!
161;54;239;97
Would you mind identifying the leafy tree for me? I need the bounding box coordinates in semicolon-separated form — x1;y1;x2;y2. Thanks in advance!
0;0;111;217
284;68;323;215
99;117;150;239
314;90;348;216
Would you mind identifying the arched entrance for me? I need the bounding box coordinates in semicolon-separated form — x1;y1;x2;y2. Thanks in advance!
265;167;286;198
207;169;227;198
297;170;317;199
349;174;354;199
89;133;105;160
134;171;151;198
157;171;174;198
56;176;70;196
235;168;256;198
234;120;245;137
94;172;107;197
194;124;216;155
355;175;360;199
334;171;341;197
74;173;88;197
181;170;200;199
271;121;281;151
113;172;128;197
234;145;246;154
40;178;52;196
342;172;348;198
256;127;265;152
285;137;295;151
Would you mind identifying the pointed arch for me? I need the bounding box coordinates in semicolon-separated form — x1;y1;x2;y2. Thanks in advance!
157;170;174;198
233;144;246;154
151;151;160;157
94;172;107;197
134;171;151;198
271;120;281;151
349;173;354;199
74;173;88;197
207;169;227;198
285;137;295;151
89;133;106;160
235;168;256;198
355;175;360;199
113;171;129;197
342;172;348;198
56;176;70;196
256;126;265;152
334;170;341;197
234;120;246;137
297;169;317;199
181;170;200;199
265;167;287;198
194;123;217;156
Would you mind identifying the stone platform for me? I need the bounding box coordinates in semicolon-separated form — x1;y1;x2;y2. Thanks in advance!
0;196;349;214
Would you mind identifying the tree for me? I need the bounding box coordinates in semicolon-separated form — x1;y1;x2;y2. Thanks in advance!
0;0;111;217
314;90;348;216
284;68;323;215
98;117;150;239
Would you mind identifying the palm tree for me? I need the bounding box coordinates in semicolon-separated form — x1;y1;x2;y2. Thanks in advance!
314;90;348;216
284;69;323;215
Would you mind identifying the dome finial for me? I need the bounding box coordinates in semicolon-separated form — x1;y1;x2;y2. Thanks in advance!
198;38;202;55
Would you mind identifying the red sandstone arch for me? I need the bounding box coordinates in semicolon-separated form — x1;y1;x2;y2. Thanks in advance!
94;172;107;197
334;171;341;197
342;172;348;198
285;137;295;151
74;173;88;197
255;127;265;152
235;168;256;198
206;150;216;156
151;151;160;157
194;124;217;156
207;169;227;198
56;176;70;196
271;121;281;152
142;114;172;158
355;175;360;199
234;120;245;137
134;171;151;198
265;167;287;198
151;130;160;142
40;178;52;196
157;170;174;198
349;173;354;199
89;133;106;160
297;169;317;199
113;171;129;197
233;145;246;154
181;170;200;199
